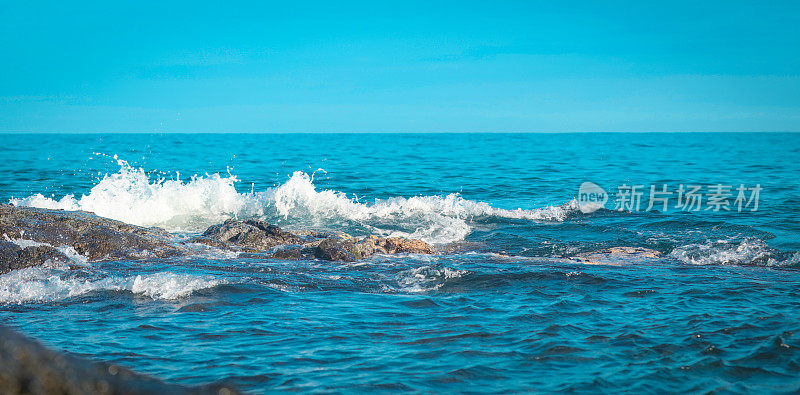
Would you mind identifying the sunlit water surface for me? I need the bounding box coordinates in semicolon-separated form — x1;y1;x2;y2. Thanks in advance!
1;133;799;393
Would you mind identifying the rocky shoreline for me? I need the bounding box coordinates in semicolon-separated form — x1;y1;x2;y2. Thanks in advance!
0;204;438;274
0;204;669;274
193;218;436;262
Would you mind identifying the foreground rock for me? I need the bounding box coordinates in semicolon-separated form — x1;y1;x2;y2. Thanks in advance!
574;246;663;266
196;219;436;262
0;324;237;394
0;205;186;273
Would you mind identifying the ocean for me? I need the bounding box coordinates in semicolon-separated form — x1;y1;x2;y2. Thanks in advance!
1;132;799;393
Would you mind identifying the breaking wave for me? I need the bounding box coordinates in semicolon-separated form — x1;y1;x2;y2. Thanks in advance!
394;266;468;293
10;157;578;244
3;234;89;266
0;268;222;304
669;238;778;266
10;156;261;232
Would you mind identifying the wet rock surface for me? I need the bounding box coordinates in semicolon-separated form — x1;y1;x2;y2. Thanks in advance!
0;241;72;273
197;218;302;251
0;205;187;273
198;219;437;262
0;324;237;395
313;235;437;262
1;205;675;270
1;206;437;272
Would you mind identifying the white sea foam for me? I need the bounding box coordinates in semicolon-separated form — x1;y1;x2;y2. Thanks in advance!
0;268;222;304
669;238;774;266
10;157;265;231
2;234;89;266
395;266;467;292
130;272;222;299
10;158;578;244
774;251;800;266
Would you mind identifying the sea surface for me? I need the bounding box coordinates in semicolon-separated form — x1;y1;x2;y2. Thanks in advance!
1;132;799;393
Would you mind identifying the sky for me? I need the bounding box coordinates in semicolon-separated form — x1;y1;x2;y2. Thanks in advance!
1;1;798;132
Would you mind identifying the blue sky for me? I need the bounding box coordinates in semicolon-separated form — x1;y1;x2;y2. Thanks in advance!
1;1;798;132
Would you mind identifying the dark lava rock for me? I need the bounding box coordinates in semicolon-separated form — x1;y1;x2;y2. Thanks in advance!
197;219;436;262
0;324;237;394
313;238;356;262
0;205;186;271
270;246;306;260
197;219;302;250
0;241;72;273
0;206;438;271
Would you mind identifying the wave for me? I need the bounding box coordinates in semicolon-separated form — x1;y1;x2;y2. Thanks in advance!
669;238;777;266
0;268;222;304
10;156;263;232
3;234;89;266
10;157;577;244
394;266;468;292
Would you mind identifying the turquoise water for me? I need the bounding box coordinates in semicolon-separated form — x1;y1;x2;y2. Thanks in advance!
1;133;799;392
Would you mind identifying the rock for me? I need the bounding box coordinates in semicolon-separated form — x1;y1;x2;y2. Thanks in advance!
0;205;186;273
197;219;436;262
0;324;238;394
350;236;380;258
574;246;663;266
184;236;233;251
0;241;73;273
312;234;436;262
438;241;485;254
0;206;438;271
198;219;302;250
271;246;305;260
314;238;356;262
291;229;350;240
379;237;437;254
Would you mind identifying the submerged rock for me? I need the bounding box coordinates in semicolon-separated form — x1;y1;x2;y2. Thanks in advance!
0;324;237;394
0;205;186;273
574;246;663;266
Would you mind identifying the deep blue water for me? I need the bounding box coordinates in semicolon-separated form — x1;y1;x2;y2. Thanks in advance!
1;133;799;393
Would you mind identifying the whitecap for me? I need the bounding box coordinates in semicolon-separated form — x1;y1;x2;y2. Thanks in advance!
0;268;222;304
395;266;467;292
10;157;578;244
130;272;222;300
11;157;264;231
3;234;89;266
669;238;774;266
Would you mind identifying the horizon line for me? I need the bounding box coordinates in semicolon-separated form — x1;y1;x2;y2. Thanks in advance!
1;130;798;134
